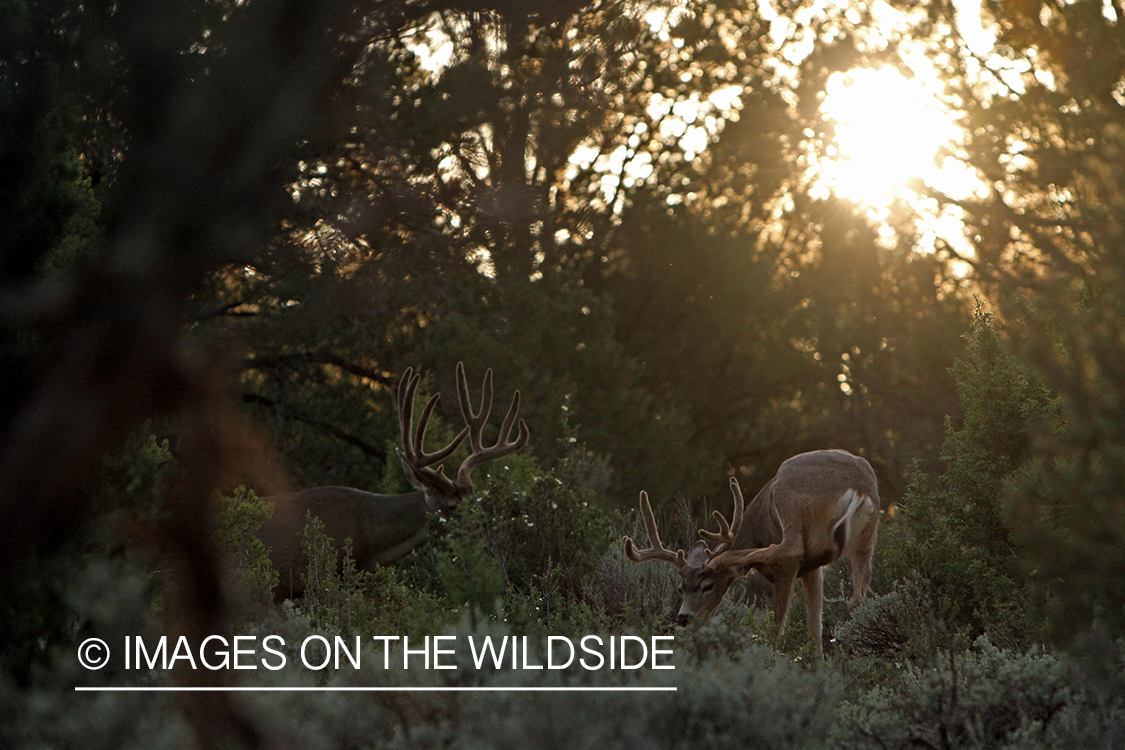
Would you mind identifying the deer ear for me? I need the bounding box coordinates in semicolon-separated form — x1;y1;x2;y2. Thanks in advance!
727;562;750;579
706;550;751;579
397;448;429;492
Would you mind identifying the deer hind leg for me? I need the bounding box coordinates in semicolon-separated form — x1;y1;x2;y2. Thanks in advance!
800;566;824;655
845;497;879;605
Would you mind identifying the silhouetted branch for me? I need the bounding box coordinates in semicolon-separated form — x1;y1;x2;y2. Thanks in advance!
243;352;396;388
242;392;386;458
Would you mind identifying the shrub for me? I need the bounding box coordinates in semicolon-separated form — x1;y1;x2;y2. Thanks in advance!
214;486;279;609
404;447;616;635
390;636;841;750
833;636;1125;750
878;309;1058;647
293;514;453;636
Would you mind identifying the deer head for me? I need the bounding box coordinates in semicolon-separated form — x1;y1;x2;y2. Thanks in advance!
624;477;762;625
396;361;529;513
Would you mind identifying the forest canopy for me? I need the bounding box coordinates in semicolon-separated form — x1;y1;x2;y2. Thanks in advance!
3;0;1125;748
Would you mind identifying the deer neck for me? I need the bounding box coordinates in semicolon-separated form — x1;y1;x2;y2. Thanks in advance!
733;479;784;550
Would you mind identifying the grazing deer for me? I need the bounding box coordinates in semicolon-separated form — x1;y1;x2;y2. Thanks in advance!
623;449;879;654
259;362;529;598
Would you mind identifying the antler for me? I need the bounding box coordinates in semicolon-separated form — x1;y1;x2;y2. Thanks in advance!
397;367;469;476
454;361;530;485
707;504;797;573
623;491;689;570
698;477;745;556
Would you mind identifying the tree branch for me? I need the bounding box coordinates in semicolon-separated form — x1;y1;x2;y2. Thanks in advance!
243;352;396;387
241;392;386;458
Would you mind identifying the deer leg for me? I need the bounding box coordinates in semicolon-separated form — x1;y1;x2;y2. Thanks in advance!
846;509;879;605
772;564;800;637
801;567;824;656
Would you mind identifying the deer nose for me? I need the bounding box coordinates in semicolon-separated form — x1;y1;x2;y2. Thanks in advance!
676;613;693;627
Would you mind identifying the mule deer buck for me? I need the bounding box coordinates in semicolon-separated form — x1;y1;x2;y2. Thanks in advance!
258;362;529;598
623;449;879;654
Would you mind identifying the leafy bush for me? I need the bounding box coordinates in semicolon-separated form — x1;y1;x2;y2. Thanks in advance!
214;486;278;609
292;514;453;636
878;309;1057;647
93;430;177;517
404;447;617;634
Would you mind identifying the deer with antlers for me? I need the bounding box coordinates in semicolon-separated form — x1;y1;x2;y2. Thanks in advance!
258;362;529;598
623;449;879;654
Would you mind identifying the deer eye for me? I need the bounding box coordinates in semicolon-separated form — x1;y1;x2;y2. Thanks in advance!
701;580;715;593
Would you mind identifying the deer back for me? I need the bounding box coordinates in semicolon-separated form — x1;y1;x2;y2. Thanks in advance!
733;449;879;573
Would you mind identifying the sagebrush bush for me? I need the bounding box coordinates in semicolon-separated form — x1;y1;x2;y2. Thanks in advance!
1;553;190;750
386;632;840;750
833;636;1122;750
833;579;948;662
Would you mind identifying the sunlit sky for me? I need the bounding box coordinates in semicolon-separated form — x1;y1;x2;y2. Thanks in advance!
816;66;965;205
404;0;1018;263
815;62;982;267
809;0;999;211
807;0;999;262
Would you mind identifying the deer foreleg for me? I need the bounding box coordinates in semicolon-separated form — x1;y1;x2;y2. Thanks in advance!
773;566;799;636
801;567;824;655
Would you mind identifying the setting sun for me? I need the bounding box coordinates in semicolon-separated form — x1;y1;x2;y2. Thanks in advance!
817;67;963;205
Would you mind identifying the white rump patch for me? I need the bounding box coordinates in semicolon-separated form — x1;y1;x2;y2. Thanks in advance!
832;489;869;537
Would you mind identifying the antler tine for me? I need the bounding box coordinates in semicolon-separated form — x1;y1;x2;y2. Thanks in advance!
455;361;492;451
454;362;530;484
707;500;796;573
414;391;470;467
495;389;522;447
396;365;469;469
397;367;419;461
623;491;688;569
699;477;745;555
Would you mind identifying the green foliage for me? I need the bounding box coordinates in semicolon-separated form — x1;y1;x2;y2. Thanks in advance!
834;578;954;667
942;307;1057;504
1010;447;1125;642
424;507;508;617
0;429;175;684
902;0;1125;646
404;447;617;634
94;431;176;516
565;541;678;638
10;0;1125;748
391;639;841;750
0;554;187;750
479;454;615;607
213;486;278;607
879;309;1057;646
294;514;452;636
190;0;971;510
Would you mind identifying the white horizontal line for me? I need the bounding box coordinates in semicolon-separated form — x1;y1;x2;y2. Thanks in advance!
75;686;676;693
